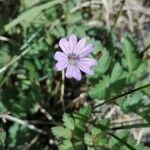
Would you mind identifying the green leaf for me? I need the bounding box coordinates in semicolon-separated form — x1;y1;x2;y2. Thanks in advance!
74;142;85;150
51;26;65;38
111;62;123;83
120;92;143;113
94;49;111;78
8;123;33;149
67;12;82;24
91;127;101;136
58;140;73;150
122;35;141;72
67;25;88;37
63;113;75;130
90;39;103;55
0;50;11;67
88;76;110;100
94;134;107;147
5;0;66;31
73;107;91;138
51;126;72;139
0;101;7;113
84;133;93;146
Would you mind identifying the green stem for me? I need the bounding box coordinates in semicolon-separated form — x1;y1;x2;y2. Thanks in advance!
93;83;150;109
111;123;150;130
108;133;136;150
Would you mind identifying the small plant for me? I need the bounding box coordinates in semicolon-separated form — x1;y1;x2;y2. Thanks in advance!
0;0;150;149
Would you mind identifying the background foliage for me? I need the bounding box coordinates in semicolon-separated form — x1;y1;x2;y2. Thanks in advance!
0;0;150;149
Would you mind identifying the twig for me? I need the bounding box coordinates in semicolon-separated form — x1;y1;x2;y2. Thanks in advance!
125;1;134;32
112;118;143;125
101;0;111;28
124;5;150;16
0;36;16;45
38;104;53;121
0;114;46;135
136;129;144;145
136;128;150;145
25;135;40;149
105;106;117;118
93;83;150;109
27;120;54;125
60;70;65;112
67;92;87;110
37;103;57;125
71;0;102;13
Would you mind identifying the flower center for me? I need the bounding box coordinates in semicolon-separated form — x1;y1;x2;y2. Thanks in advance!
68;54;79;65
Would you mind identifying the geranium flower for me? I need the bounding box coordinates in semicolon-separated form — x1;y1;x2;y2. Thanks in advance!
54;34;97;80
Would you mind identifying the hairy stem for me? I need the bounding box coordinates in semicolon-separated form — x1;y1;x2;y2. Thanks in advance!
108;133;136;150
111;123;150;130
93;83;150;109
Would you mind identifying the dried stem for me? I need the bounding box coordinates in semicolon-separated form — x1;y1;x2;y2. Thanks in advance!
0;36;15;44
37;103;57;125
0;113;46;135
66;92;87;110
25;135;39;149
60;70;65;112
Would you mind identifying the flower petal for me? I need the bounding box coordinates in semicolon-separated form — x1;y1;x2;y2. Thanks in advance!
66;65;73;79
59;38;70;54
79;44;94;58
55;61;68;71
54;52;68;62
72;65;82;81
66;65;81;81
79;58;97;67
69;34;77;53
75;38;86;54
77;61;95;75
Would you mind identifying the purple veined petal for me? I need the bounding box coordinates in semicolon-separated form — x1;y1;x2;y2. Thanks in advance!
72;65;82;80
75;38;87;54
69;34;77;53
79;44;94;58
55;61;68;71
79;58;97;67
59;38;70;54
65;65;73;79
77;61;94;75
54;52;68;62
66;65;81;81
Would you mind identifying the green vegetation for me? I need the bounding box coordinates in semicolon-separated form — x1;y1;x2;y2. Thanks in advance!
0;0;150;149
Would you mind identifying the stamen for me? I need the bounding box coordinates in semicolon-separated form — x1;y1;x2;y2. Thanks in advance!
68;54;79;65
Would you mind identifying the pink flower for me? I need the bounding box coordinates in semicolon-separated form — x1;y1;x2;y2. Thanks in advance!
54;34;97;81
